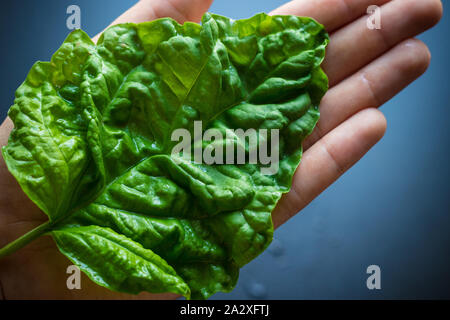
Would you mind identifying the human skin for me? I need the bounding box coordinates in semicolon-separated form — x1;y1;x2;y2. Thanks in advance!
0;0;443;299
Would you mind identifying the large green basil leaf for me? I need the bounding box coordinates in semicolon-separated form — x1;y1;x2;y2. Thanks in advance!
1;13;329;299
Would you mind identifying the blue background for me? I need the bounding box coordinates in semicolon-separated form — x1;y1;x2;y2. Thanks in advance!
1;0;449;299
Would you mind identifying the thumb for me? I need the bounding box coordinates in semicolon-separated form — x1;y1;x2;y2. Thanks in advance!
93;0;213;42
151;0;214;23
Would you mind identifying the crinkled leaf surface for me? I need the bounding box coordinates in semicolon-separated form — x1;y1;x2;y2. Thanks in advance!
2;13;328;299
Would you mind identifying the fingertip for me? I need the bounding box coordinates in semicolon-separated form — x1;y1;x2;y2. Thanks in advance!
354;108;387;145
367;108;387;142
402;38;432;77
407;0;443;32
427;0;444;26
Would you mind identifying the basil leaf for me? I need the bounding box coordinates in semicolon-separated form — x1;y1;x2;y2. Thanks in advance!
53;225;191;297
1;13;329;299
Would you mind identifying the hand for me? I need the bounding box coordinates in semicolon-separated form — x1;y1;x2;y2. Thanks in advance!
0;0;442;299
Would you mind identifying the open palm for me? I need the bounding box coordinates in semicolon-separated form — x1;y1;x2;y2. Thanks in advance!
0;0;442;299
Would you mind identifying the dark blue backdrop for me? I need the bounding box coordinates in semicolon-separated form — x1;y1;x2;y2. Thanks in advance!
1;0;449;299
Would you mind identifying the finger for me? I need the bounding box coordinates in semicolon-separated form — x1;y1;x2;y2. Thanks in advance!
92;0;213;42
271;0;391;32
272;108;387;228
323;0;443;86
304;38;430;150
